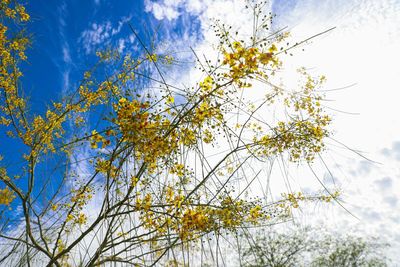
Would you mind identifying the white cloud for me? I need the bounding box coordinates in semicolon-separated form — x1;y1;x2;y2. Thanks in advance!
79;16;132;54
144;0;240;21
80;21;113;54
62;69;70;95
145;1;180;20
117;38;125;52
382;141;400;161
374;176;393;191
62;44;71;63
269;0;400;229
271;0;400;153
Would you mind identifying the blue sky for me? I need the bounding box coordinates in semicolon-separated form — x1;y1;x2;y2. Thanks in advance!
22;0;194;94
5;0;201;180
25;0;147;105
2;0;400;264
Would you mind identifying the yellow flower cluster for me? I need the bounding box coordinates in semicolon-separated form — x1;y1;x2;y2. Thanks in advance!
95;158;118;178
222;41;279;87
0;186;15;205
170;163;186;177
0;2;72;162
22;109;67;156
318;190;340;203
114;92;224;175
0;1;30;137
280;191;341;210
66;212;87;225
61;186;93;225
70;187;93;209
193;100;223;125
146;53;157;62
114;97;177;170
252;72;331;162
134;187;271;242
1;0;29;21
77;83;109;112
90;130;110;149
199;76;215;93
178;207;211;240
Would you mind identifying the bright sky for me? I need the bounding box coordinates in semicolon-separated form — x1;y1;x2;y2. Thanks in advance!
10;0;400;264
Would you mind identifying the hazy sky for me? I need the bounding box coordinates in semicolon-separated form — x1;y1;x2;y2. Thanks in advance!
9;0;400;264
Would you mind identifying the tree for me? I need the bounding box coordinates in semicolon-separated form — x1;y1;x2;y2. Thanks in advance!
240;227;315;267
311;235;389;267
240;227;389;267
0;1;338;266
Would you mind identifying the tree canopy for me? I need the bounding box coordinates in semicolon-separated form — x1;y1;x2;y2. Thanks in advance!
0;1;341;266
241;227;389;267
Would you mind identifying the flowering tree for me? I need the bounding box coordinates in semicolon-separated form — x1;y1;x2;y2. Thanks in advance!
0;1;338;266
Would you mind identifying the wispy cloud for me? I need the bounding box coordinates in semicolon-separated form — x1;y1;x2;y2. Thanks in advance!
54;1;76;97
80;21;113;54
62;44;71;64
79;16;132;54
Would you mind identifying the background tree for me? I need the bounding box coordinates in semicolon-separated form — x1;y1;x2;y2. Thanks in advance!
311;234;389;267
0;0;339;266
240;227;315;267
240;227;389;267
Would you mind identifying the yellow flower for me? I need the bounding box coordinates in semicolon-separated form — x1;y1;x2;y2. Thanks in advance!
166;95;174;104
16;5;30;21
0;187;15;205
